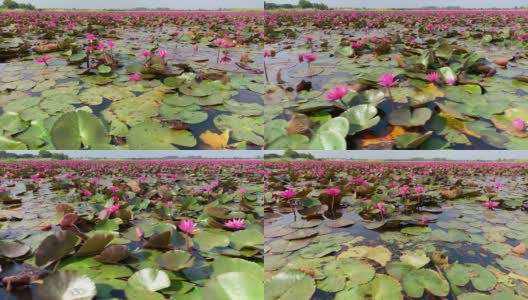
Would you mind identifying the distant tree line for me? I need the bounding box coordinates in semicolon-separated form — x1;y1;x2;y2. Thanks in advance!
1;0;36;10
264;150;315;160
265;0;329;10
0;151;69;160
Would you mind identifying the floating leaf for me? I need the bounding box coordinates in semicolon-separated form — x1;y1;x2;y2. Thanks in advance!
76;233;114;256
401;269;450;298
95;245;130;263
128;121;197;149
265;270;315;300
51;111;110;149
337;245;392;266
37;271;96;300
200;129;230;150
35;230;80;266
127;268;171;292
156;250;195;271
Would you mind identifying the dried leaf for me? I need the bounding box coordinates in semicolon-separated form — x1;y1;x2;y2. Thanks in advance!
127;180;141;193
360;126;407;147
200;129;230;150
288;113;310;135
60;213;78;227
512;243;526;255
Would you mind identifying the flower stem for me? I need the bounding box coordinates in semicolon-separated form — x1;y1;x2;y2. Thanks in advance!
290;201;297;221
264;60;269;83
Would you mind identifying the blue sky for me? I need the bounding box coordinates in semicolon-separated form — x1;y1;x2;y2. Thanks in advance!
18;0;261;9
267;151;528;160
7;151;262;158
270;0;526;8
6;151;528;160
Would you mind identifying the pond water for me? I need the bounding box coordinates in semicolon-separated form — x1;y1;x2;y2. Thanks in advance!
264;11;528;150
0;160;264;299
0;12;265;150
264;162;528;299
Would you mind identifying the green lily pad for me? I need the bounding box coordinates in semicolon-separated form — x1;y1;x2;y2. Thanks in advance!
265;270;315;300
127;121;197;149
211;256;263;281
230;229;263;250
337;245;392;266
156;250;195;272
340;104;380;135
214;114;264;146
37;271;96;300
445;263;497;292
389;107;432;127
204;272;264;300
401;269;450;298
309;117;349;150
299;242;342;259
400;250;430;269
51;110;110;149
127;268;171;292
335;274;402;300
193;231;230;252
394;131;433;149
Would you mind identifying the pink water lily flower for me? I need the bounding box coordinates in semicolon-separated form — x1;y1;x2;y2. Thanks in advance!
494;181;503;189
298;53;305;62
129;73;142;81
375;202;386;213
215;38;226;47
193;44;199;52
421;216;429;223
351;41;362;49
35;56;52;65
445;78;457;85
378;73;398;87
304;35;313;42
427;71;441;83
142;50;152;57
279;189;297;199
303;53;317;63
167;201;173;208
108;185;120;192
399;185;410;195
239;188;247;194
264;49;271;58
224;218;245;230
30;174;40;182
82;190;92;197
157;48;169;58
86;33;95;42
136;227;143;238
107;203;120;213
106;40;115;49
415;185;425;194
178;219;197;235
512;118;526;131
326;188;341;196
484;201;500;209
326;85;349;101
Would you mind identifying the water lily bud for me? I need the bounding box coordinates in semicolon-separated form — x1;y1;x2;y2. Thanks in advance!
512;118;526;131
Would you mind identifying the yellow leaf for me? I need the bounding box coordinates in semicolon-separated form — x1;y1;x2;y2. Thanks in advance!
200;129;230;150
360;126;407;147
